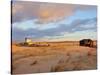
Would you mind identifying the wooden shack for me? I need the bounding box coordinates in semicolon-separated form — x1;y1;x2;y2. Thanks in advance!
80;39;93;47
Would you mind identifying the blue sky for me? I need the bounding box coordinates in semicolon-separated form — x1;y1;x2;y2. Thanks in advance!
12;1;97;42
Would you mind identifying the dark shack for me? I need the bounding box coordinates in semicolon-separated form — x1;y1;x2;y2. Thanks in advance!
80;39;93;47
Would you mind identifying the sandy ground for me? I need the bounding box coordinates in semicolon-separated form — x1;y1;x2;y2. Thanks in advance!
12;42;97;74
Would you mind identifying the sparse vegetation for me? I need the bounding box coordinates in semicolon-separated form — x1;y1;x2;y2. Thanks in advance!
12;41;97;74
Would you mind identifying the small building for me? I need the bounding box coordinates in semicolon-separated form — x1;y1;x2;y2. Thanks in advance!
25;37;33;45
80;39;93;47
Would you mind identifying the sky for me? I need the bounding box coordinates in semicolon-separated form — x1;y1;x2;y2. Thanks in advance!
12;1;97;42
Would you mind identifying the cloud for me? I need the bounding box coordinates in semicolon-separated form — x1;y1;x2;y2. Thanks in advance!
12;1;40;23
12;17;97;41
12;1;97;24
69;17;97;32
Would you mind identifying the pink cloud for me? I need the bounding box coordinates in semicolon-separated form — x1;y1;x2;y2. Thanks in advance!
12;1;96;24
